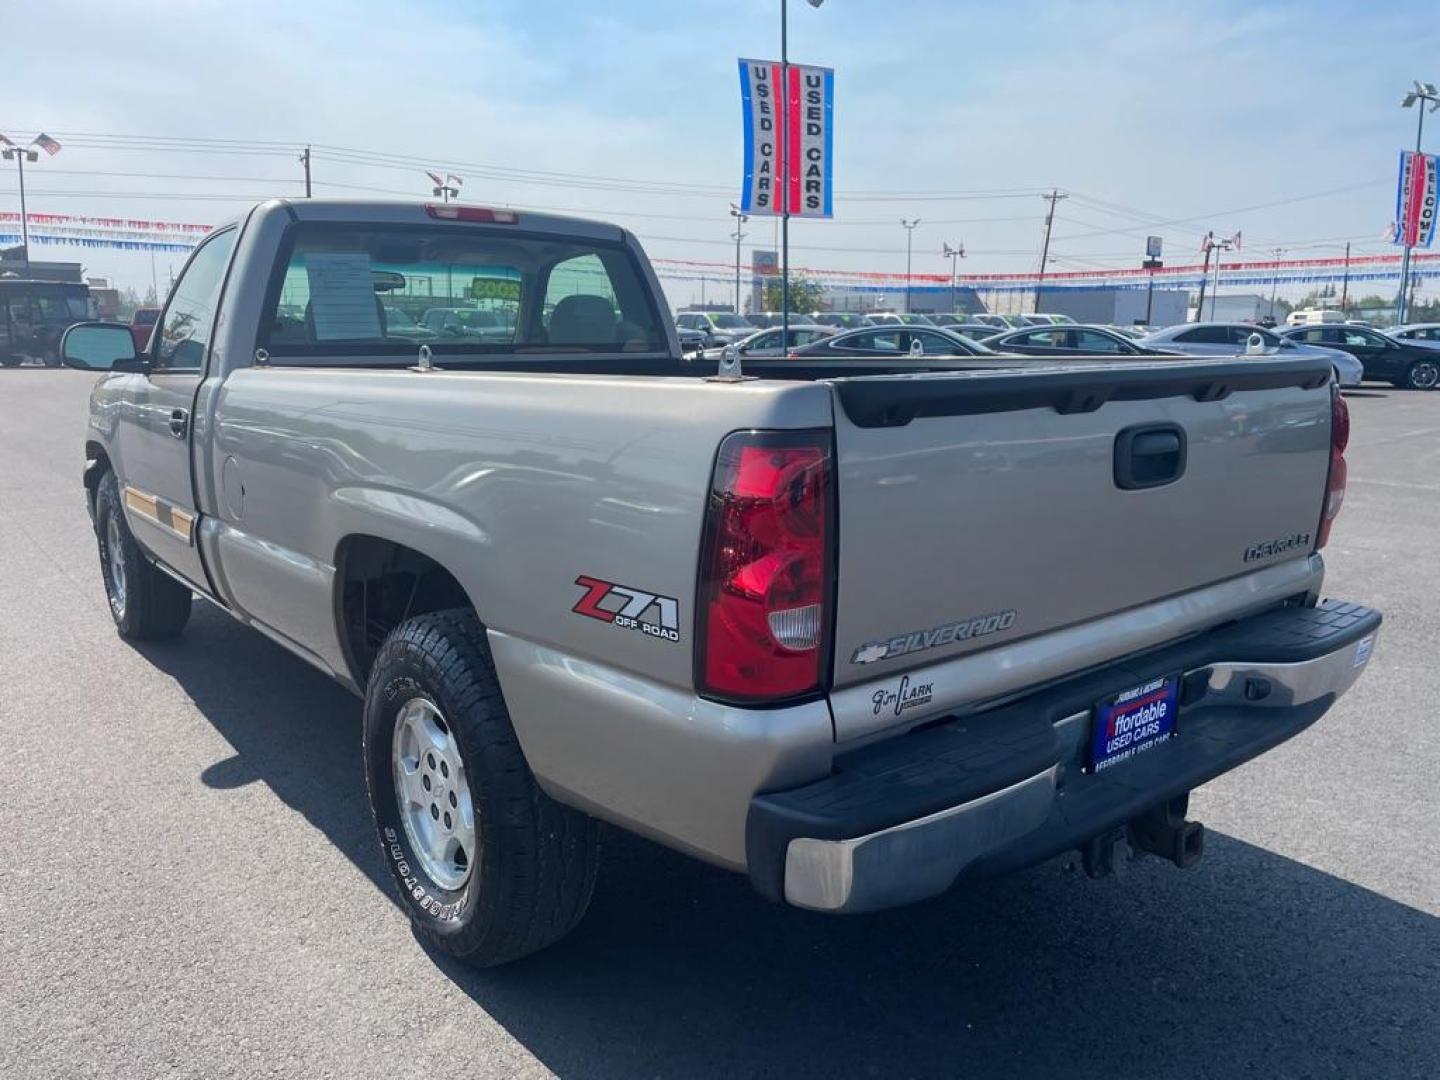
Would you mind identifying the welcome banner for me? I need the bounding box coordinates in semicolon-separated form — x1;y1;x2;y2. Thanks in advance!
1392;150;1438;248
738;58;834;217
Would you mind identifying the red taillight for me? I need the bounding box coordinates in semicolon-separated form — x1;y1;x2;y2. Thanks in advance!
697;430;834;703
425;204;518;224
1316;388;1349;549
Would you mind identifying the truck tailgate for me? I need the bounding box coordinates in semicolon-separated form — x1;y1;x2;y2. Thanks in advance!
826;357;1334;714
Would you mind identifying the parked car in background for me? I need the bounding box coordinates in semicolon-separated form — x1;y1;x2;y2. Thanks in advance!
865;312;937;327
1286;308;1347;327
748;311;825;330
971;313;1026;331
811;312;870;330
788;324;998;358
947;323;1007;342
985;324;1179;358
675;325;707;355
1280;323;1440;389
1387;323;1440;346
1024;313;1078;325
1140;323;1363;388
1110;325;1151;339
381;305;438;343
0;279;93;367
701;324;832;359
675;310;754;346
129;307;162;352
420;306;512;342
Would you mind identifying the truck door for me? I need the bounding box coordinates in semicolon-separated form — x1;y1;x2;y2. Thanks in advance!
113;227;238;590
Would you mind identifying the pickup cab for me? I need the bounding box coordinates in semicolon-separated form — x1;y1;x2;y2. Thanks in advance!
62;199;1380;967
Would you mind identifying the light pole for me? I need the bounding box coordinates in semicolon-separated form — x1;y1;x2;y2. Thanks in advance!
729;204;748;314
426;171;462;202
1268;247;1285;322
779;0;826;349
1397;80;1439;324
0;132;61;276
1195;231;1238;320
902;219;920;313
943;241;965;313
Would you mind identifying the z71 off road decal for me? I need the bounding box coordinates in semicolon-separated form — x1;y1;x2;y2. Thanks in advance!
572;575;681;643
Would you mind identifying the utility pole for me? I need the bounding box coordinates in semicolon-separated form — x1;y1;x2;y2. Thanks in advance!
1035;188;1067;312
1340;241;1352;312
300;146;312;197
1268;247;1285;321
1397;81;1439;324
901;219;920;313
943;241;965;313
730;204;748;313
1194;232;1214;322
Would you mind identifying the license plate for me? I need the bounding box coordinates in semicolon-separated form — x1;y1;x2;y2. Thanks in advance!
1088;674;1180;773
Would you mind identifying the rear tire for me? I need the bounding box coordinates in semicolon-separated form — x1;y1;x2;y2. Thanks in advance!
1403;358;1439;390
0;355;20;368
363;609;598;968
94;472;193;639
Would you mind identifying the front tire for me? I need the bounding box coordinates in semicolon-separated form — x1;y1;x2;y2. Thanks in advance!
1403;358;1439;390
363;610;598;968
94;472;193;639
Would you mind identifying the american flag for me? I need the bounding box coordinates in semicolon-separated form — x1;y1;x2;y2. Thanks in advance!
32;133;61;155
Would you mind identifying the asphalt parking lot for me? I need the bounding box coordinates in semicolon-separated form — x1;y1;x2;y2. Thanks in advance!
1;370;1436;1080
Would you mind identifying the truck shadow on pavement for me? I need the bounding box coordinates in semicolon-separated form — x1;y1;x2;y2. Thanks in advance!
146;604;1437;1080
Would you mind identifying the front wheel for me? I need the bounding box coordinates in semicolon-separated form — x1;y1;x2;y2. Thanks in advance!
94;472;193;639
1403;358;1439;390
363;610;598;968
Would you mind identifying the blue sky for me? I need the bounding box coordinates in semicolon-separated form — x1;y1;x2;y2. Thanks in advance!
4;0;1440;305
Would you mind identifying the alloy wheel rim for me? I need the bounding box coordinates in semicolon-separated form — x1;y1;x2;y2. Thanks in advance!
105;514;127;616
391;697;476;891
1414;362;1438;389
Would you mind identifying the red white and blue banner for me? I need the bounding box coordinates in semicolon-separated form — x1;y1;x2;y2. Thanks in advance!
1392;150;1438;248
738;58;834;218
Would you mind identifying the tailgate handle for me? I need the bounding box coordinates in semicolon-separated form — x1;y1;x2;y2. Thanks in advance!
1115;424;1186;490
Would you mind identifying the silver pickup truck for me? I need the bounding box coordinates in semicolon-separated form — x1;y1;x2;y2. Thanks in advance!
63;199;1380;967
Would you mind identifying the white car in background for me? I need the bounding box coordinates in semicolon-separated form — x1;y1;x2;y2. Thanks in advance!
1139;322;1363;387
1387;323;1440;348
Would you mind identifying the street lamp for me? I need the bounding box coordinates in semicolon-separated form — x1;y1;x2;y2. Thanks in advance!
778;0;825;347
902;219;920;313
1268;247;1285;322
0;132;61;276
943;241;966;314
425;170;462;203
729;204;748;314
1397;80;1439;324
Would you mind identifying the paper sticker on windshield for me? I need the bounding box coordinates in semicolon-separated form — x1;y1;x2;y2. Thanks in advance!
304;252;383;340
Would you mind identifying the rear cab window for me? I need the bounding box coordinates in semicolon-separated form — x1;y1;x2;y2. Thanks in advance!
262;223;666;362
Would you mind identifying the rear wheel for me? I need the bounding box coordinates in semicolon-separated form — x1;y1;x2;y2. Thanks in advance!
1403;358;1439;390
363;609;598;967
94;472;193;639
0;355;20;368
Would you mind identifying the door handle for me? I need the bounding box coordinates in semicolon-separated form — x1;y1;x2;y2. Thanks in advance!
168;409;189;438
1115;423;1186;490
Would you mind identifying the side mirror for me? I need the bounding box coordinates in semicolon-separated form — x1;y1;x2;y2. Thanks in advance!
60;322;143;372
909;337;925;356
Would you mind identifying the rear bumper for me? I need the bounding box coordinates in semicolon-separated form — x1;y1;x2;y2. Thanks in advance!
747;600;1380;913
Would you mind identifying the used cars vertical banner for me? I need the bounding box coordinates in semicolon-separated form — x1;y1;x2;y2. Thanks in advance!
1392;150;1438;247
738;58;834;218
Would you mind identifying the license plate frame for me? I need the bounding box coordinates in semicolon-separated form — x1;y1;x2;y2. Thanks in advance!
1087;673;1180;773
